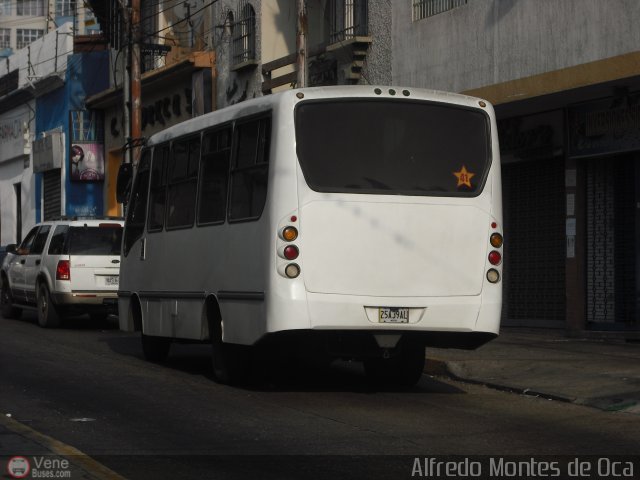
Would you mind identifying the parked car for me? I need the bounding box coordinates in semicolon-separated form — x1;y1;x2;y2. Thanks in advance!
0;217;124;327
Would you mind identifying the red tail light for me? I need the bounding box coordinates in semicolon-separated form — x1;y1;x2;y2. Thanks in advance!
284;245;299;260
56;260;70;280
488;251;502;266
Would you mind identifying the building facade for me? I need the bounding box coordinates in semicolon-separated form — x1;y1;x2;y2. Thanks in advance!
0;0;98;58
83;0;640;335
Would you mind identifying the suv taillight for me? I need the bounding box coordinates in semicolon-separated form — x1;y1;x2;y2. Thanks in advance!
56;260;70;280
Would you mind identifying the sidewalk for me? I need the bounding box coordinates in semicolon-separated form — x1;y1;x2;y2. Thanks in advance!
425;327;640;414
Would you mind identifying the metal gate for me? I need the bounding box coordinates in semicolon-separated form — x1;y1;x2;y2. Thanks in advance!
502;157;566;326
586;156;636;327
43;169;61;221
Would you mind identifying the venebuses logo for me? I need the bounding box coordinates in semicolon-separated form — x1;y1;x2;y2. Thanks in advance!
6;456;30;479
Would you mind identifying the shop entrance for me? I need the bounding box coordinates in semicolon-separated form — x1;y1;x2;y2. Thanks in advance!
585;154;638;329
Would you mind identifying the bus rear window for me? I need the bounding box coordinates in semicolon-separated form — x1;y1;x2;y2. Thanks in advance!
295;99;491;196
68;226;123;255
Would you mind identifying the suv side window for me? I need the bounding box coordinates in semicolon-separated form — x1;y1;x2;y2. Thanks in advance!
30;225;51;255
48;225;69;255
17;226;39;255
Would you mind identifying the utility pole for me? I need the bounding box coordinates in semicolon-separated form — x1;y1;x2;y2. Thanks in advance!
296;0;307;88
130;0;142;165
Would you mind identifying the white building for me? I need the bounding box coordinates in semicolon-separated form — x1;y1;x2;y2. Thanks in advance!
0;24;73;245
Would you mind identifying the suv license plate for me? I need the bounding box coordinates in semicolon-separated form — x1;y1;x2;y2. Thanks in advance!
378;307;409;323
105;276;119;286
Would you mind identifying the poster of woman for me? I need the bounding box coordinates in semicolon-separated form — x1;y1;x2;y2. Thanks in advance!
70;143;105;181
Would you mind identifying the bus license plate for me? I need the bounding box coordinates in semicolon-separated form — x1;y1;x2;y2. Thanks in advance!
105;276;119;286
378;307;409;323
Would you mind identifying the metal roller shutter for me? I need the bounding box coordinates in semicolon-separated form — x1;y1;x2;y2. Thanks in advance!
502;157;566;326
43;169;61;221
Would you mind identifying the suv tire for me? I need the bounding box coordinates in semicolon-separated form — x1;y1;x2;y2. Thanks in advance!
37;282;61;328
1;276;22;320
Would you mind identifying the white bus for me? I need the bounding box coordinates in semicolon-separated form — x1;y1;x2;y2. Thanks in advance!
117;86;503;386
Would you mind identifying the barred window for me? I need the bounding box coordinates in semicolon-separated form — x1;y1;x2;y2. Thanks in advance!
16;29;43;48
0;29;10;49
17;0;44;16
326;0;368;44
56;0;76;17
413;0;468;20
0;0;11;16
232;1;256;66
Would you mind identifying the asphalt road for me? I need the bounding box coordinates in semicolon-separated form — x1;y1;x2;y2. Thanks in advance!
1;312;639;479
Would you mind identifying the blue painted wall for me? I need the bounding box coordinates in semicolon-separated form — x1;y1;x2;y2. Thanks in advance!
35;50;109;221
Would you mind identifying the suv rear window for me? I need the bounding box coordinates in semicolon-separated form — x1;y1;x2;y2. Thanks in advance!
67;226;123;255
295;99;491;197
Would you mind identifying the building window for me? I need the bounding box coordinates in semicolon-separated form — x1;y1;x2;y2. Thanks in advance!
16;29;43;48
412;0;468;21
0;0;11;16
327;0;368;44
55;0;76;17
232;1;256;66
0;29;10;49
17;0;44;16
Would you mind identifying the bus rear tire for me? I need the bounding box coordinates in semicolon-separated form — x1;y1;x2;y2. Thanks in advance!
210;319;251;385
141;334;171;362
364;341;426;388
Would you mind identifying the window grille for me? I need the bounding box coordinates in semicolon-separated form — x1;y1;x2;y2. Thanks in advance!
232;1;256;66
17;0;44;16
328;0;367;45
413;0;467;21
16;29;43;48
55;0;76;17
0;29;10;49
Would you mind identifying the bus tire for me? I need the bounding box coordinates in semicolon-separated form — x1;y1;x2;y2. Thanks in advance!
364;341;426;388
210;318;251;385
1;276;22;320
36;282;60;328
141;334;171;362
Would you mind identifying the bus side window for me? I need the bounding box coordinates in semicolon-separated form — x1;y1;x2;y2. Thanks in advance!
198;127;231;225
166;136;200;229
229;117;270;221
123;150;151;256
148;144;169;232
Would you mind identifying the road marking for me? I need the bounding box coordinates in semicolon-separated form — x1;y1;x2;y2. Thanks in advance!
0;414;126;480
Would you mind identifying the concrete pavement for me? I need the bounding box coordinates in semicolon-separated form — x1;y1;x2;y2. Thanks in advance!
425;327;640;414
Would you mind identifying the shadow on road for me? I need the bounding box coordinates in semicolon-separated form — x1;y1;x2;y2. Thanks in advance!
103;334;466;395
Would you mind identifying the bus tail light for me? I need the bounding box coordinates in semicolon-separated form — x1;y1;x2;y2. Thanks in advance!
285;263;300;278
282;226;298;241
488;251;502;265
56;260;70;280
487;269;500;283
284;245;299;260
490;232;503;248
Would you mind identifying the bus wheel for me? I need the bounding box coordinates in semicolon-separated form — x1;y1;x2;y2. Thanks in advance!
364;341;426;388
210;320;251;385
141;334;171;362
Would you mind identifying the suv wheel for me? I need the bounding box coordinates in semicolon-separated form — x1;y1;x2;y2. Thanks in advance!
1;276;22;319
37;282;61;328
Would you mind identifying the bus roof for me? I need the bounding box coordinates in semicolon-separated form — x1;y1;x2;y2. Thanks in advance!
145;85;492;147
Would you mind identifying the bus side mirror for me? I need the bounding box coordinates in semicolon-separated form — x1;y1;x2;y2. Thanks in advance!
6;244;16;254
116;163;133;204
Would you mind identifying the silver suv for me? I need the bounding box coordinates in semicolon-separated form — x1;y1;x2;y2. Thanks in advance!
1;217;123;327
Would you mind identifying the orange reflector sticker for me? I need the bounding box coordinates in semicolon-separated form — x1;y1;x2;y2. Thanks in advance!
453;165;475;188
